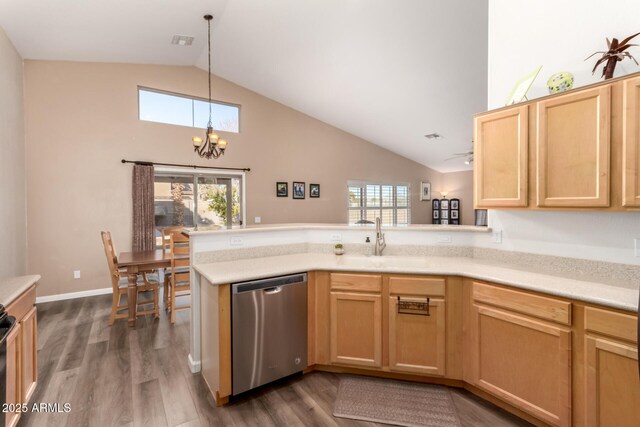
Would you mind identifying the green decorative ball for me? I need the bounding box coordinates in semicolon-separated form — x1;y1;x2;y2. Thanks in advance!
547;72;574;94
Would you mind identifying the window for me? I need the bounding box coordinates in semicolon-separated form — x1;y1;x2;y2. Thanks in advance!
154;169;244;241
348;182;410;226
139;87;240;133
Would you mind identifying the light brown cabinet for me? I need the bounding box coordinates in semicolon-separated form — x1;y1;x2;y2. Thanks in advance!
537;86;611;207
583;307;639;427
387;276;446;376
5;285;38;427
329;273;382;368
474;106;528;207
623;75;640;206
467;282;572;427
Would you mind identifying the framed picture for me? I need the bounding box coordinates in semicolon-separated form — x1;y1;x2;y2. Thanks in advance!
433;219;441;225
451;210;459;219
441;199;449;210
441;210;449;219
420;182;431;201
451;219;460;225
433;210;439;219
293;181;305;199
276;182;288;197
505;65;542;106
432;199;440;210
441;219;449;225
451;199;459;210
310;183;320;198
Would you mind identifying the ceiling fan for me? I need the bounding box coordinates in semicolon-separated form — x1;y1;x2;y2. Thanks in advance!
445;145;474;165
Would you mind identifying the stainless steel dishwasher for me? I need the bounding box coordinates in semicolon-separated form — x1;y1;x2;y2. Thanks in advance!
231;273;307;395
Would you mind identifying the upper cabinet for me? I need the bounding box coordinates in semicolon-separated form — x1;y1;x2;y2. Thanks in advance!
474;72;640;211
474;106;528;207
623;76;640;206
537;86;611;207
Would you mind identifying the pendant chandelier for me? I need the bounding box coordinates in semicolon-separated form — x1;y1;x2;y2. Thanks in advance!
193;14;227;159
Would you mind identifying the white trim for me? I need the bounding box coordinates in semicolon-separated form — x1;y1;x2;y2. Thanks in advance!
188;353;201;373
36;287;112;304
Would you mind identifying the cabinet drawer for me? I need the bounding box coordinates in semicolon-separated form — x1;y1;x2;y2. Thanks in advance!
472;282;571;325
388;276;445;297
585;306;637;343
330;273;382;293
6;285;36;322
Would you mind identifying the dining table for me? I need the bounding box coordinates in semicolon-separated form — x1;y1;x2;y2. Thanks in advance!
118;249;189;327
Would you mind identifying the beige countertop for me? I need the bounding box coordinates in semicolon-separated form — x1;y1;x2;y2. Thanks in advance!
188;223;490;235
0;275;40;307
193;254;638;312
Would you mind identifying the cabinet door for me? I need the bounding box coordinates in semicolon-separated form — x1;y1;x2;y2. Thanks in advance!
5;323;21;427
330;292;382;368
474;106;528;207
388;297;445;375
20;307;37;404
623;76;640;206
469;305;571;426
537;86;611;207
585;336;639;427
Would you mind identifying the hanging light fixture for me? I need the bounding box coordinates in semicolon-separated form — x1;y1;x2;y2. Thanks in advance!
193;14;227;159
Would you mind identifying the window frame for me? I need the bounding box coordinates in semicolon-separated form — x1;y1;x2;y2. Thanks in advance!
347;181;411;226
138;86;241;133
154;166;247;229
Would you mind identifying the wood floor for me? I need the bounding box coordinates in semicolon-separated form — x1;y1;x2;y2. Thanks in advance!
19;293;533;427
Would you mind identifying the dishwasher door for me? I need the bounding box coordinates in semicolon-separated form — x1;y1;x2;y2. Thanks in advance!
231;273;307;395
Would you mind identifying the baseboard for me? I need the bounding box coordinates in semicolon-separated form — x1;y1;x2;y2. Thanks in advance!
188;353;201;373
36;287;112;304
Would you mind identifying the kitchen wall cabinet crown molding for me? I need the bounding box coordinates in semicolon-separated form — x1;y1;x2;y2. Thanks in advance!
474;70;640;211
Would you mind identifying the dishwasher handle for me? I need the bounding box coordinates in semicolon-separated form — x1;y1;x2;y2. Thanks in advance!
263;286;282;295
232;273;307;294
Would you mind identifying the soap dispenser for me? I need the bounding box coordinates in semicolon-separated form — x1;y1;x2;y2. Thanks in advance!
365;237;373;256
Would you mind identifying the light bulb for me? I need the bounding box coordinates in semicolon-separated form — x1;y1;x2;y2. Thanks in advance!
208;132;219;142
192;136;203;147
218;139;227;149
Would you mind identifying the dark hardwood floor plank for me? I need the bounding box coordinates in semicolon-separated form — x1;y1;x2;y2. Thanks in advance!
132;379;169;427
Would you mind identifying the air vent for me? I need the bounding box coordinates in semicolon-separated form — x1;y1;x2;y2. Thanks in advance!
424;133;444;140
171;35;195;46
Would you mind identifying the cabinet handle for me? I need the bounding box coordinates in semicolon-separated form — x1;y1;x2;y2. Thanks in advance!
397;296;430;316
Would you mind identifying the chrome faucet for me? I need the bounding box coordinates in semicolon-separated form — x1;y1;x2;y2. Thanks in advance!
374;217;386;256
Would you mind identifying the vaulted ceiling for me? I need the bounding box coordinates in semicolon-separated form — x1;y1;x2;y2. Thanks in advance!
0;0;487;172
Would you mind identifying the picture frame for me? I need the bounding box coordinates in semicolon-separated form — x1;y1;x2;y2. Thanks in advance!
451;199;459;210
505;65;542;106
433;210;439;219
276;182;288;197
441;199;449;210
441;219;449;225
432;199;440;210
451;210;459;219
441;210;449;219
451;219;460;225
310;183;320;198
293;181;305;199
420;182;431;201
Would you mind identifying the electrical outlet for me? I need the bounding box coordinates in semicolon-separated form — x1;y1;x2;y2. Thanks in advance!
330;233;342;242
437;235;452;243
254;216;261;224
635;238;640;257
73;270;81;279
230;236;243;247
492;230;503;244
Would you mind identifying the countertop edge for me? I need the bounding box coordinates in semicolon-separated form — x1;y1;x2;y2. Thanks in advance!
192;259;638;312
0;275;41;307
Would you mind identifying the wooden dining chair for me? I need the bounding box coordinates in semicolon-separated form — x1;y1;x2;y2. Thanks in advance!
101;231;160;325
167;231;191;323
161;226;187;308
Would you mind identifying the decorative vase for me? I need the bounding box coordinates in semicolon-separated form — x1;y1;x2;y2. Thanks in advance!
334;248;345;255
547;72;574;94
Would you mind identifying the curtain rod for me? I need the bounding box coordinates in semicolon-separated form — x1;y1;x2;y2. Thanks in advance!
121;159;250;172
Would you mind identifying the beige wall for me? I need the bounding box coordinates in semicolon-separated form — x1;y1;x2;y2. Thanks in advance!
24;60;468;296
0;27;26;279
441;170;474;226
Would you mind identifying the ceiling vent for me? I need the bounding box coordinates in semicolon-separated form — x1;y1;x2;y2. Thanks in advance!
424;133;444;140
171;35;195;46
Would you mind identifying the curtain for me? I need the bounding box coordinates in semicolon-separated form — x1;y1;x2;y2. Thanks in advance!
132;164;155;251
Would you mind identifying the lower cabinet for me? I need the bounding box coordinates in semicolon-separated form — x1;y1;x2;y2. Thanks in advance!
583;307;639;427
467;282;572;427
20;307;37;404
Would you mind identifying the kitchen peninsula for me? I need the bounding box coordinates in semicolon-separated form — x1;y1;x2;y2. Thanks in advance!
187;224;639;427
